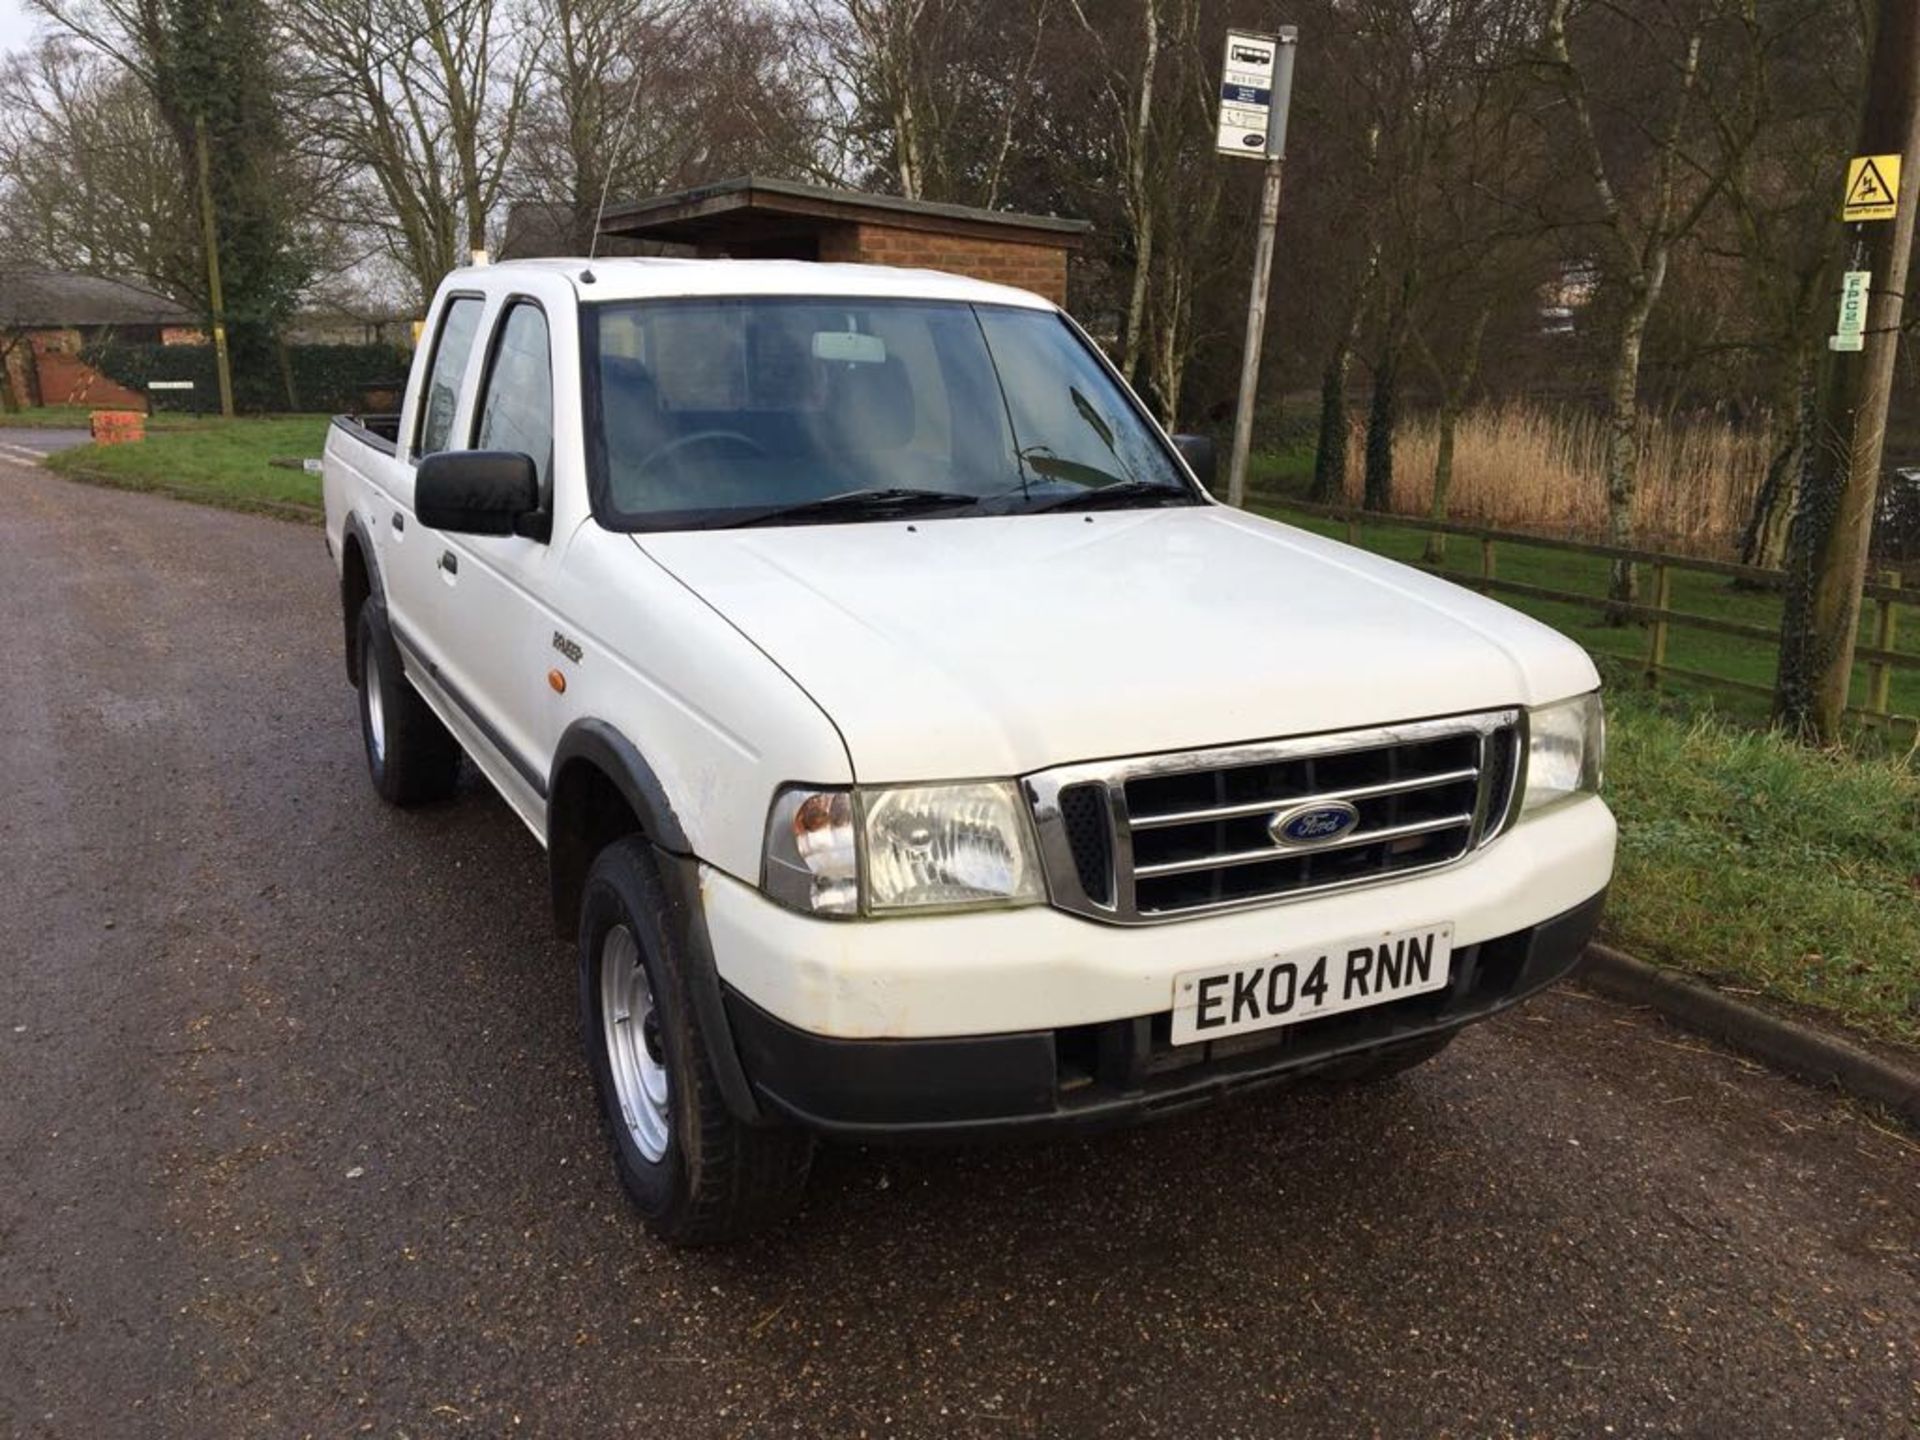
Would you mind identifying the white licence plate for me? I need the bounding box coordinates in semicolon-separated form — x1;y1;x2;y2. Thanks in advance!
1169;923;1454;1045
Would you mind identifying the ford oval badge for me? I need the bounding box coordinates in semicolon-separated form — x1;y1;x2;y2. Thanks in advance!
1268;800;1362;847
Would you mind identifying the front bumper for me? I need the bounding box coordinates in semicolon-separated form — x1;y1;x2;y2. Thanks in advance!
703;794;1616;1038
726;889;1606;1140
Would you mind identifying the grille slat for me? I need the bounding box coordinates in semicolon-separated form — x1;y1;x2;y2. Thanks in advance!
1126;766;1481;829
1028;710;1522;924
1132;813;1475;878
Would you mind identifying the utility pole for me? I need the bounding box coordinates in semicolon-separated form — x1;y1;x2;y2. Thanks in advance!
1775;0;1919;741
194;116;236;420
1225;26;1298;509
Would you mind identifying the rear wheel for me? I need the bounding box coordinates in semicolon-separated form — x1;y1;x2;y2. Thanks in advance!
356;600;463;806
579;837;814;1246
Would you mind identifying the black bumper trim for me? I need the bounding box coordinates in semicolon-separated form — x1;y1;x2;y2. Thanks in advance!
724;889;1607;1141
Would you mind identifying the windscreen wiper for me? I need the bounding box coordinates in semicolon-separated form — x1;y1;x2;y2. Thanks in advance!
725;487;983;528
1023;479;1194;513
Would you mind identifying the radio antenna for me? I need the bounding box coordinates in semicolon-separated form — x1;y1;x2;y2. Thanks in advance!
588;62;646;262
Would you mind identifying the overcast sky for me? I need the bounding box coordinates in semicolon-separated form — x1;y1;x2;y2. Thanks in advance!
1;0;45;56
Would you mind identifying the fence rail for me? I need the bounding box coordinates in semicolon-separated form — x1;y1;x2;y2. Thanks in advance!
1251;492;1914;731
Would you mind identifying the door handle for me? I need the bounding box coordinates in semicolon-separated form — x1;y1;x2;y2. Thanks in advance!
438;549;458;576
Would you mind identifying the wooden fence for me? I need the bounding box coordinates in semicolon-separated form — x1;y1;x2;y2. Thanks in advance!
1253;494;1916;732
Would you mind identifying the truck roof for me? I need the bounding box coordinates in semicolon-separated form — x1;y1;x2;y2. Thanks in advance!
455;257;1059;311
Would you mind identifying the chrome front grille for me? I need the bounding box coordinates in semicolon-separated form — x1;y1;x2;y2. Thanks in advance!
1026;710;1523;924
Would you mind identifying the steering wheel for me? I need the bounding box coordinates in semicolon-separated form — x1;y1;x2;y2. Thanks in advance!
637;429;767;475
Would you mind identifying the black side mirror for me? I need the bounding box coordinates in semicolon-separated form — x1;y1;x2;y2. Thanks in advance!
416;451;541;537
1172;433;1217;489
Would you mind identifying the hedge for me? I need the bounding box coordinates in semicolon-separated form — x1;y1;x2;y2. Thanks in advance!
82;339;411;415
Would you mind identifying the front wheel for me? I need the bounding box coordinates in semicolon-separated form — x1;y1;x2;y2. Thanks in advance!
579;838;814;1246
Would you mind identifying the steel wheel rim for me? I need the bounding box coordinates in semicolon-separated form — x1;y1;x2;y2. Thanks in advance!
600;924;670;1162
364;644;387;764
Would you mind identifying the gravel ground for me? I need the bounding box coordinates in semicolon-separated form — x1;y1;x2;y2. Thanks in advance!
1;459;1916;1439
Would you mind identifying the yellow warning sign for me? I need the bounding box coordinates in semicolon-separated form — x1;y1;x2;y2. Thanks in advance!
1843;154;1900;222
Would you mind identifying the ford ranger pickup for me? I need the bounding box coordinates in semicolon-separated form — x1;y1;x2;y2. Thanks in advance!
322;258;1614;1245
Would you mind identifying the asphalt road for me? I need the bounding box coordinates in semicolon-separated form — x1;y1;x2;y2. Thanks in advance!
2;457;1916;1439
0;429;87;465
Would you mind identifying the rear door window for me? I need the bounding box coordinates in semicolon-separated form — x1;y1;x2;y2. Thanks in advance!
415;296;484;458
472;301;554;496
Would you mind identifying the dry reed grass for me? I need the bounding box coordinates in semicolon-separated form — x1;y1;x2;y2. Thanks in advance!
1341;403;1773;555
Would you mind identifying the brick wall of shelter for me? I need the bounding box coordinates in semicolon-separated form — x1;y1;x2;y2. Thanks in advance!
825;221;1069;306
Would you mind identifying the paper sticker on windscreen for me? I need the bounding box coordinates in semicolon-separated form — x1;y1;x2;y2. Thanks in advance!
814;332;887;364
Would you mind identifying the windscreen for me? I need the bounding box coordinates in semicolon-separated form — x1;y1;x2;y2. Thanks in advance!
585;297;1190;526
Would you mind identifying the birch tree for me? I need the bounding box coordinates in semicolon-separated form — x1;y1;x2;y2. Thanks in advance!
1543;0;1747;607
1065;0;1162;382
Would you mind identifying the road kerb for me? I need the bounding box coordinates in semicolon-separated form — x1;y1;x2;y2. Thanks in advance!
1574;943;1920;1129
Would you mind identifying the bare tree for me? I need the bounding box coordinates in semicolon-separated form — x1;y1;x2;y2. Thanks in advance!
0;37;196;293
1064;0;1163;382
514;0;823;252
284;0;538;304
1406;0;1556;556
795;0;1055;206
1543;0;1751;607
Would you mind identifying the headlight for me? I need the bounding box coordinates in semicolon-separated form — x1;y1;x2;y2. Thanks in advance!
1523;691;1605;813
863;782;1043;913
762;781;1044;917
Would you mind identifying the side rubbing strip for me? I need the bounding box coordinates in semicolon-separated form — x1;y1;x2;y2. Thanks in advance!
390;621;549;800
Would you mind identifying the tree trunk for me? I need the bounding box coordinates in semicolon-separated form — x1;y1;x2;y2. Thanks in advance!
1424;405;1460;563
1117;0;1159;380
893;87;922;199
276;336;300;412
1310;348;1350;504
1364;355;1396;512
1364;277;1414;513
1422;307;1489;564
1149;267;1189;430
1312;222;1379;506
1602;283;1655;613
0;336;22;414
1738;349;1813;571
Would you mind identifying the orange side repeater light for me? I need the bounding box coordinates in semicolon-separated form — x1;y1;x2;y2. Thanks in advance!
548;668;567;694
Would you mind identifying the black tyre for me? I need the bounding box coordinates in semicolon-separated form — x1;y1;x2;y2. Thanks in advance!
356;599;463;806
579;837;814;1246
1318;1029;1457;1083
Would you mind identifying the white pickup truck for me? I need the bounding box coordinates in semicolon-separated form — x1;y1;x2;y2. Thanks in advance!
323;258;1614;1245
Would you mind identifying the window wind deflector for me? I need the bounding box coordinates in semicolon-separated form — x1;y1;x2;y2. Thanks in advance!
721;487;984;529
1022;478;1195;513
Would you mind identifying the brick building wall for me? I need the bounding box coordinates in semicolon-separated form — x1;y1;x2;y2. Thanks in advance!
28;329;148;410
817;222;1069;306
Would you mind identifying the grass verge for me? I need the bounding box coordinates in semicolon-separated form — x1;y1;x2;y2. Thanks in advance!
0;405;219;431
1;405;101;428
1603;686;1920;1049
44;415;331;520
